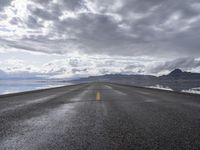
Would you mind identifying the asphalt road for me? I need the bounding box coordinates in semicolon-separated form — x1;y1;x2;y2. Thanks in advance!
0;82;200;150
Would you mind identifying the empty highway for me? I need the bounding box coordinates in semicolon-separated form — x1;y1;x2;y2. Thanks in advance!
0;83;200;150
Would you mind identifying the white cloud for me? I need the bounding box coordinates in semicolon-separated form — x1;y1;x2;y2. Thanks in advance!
0;49;158;79
0;0;200;78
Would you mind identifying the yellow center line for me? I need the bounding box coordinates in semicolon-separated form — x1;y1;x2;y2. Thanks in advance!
96;91;101;101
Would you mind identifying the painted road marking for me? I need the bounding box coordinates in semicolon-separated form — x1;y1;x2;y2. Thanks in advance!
96;91;101;101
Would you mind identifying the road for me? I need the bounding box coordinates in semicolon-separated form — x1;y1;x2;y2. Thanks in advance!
0;82;200;150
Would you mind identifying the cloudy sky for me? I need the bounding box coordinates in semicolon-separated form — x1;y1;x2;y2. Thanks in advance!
0;0;200;79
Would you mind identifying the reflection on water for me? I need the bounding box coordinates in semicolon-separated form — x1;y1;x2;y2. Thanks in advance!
1;80;199;95
182;87;200;94
147;84;200;95
147;85;173;91
0;80;72;95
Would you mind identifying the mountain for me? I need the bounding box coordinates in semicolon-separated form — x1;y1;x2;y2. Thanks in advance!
72;74;157;84
71;69;200;92
169;69;183;76
73;69;200;83
160;69;200;80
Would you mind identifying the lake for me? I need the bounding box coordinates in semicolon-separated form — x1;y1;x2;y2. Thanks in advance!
0;80;72;95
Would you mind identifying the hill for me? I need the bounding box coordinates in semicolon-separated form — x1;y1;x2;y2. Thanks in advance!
71;69;200;92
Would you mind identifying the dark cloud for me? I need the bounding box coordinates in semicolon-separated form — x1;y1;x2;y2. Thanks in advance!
0;0;12;10
67;13;136;54
26;15;43;28
60;0;84;11
34;0;52;4
25;0;200;57
28;4;61;21
0;0;200;74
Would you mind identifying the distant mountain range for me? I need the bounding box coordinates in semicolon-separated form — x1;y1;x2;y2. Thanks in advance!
1;68;200;92
72;69;200;91
72;69;200;82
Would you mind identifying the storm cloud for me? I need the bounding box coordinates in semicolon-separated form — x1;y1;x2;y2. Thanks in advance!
0;0;12;10
0;0;200;77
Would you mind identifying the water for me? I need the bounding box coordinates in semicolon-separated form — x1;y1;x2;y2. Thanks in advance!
146;84;200;95
147;85;173;91
182;87;200;94
1;80;199;95
0;80;72;95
